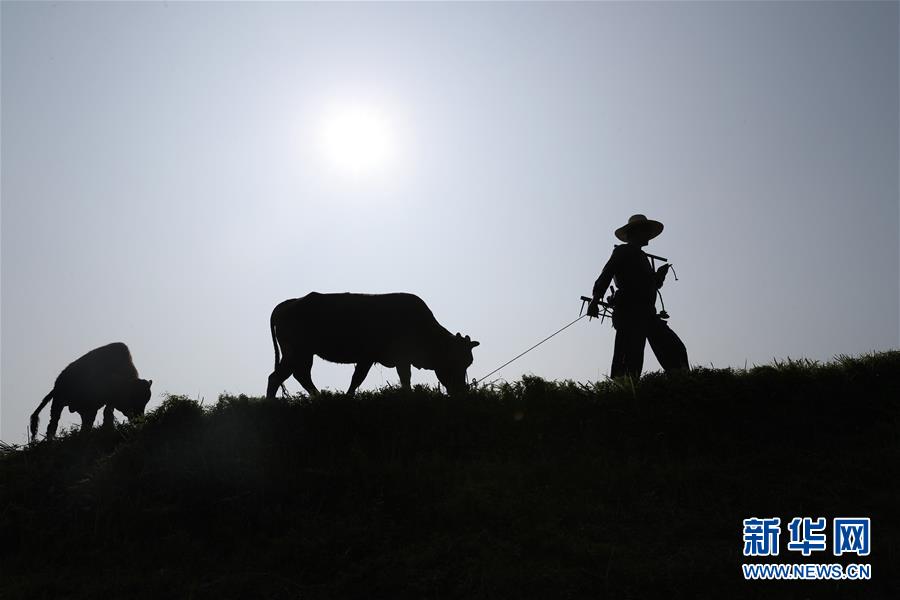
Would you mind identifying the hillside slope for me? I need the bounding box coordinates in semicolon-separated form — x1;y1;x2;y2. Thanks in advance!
2;352;899;599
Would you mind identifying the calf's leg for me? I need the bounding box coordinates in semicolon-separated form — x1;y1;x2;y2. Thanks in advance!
347;362;373;396
102;404;116;430
79;409;98;435
47;398;64;439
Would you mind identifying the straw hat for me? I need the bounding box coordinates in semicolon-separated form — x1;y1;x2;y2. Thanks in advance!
615;214;664;243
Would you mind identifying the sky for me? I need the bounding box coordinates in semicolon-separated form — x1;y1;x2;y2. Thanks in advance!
2;1;898;442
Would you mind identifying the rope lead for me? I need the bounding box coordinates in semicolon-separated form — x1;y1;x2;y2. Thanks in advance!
472;314;588;387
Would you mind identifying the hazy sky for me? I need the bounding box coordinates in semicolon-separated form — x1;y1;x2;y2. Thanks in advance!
2;1;898;442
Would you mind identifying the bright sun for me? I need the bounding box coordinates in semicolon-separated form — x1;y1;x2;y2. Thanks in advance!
318;104;397;178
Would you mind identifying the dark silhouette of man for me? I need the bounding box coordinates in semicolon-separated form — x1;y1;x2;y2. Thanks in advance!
588;214;671;379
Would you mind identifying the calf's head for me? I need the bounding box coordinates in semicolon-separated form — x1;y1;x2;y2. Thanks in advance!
435;333;480;395
121;378;153;419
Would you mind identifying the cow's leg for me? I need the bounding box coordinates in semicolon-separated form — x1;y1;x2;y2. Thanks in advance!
397;363;412;391
47;398;64;439
347;362;373;396
267;359;294;400
102;404;116;430
80;409;98;435
292;353;320;396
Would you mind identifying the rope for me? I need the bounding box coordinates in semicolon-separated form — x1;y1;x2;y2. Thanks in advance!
473;314;588;386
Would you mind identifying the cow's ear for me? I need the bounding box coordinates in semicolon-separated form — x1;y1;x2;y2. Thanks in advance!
469;340;480;348
147;379;153;387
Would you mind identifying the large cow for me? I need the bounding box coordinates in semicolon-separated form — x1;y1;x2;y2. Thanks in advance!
30;342;152;440
267;292;479;398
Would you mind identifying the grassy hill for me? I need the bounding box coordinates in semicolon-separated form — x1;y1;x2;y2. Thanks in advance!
2;351;899;599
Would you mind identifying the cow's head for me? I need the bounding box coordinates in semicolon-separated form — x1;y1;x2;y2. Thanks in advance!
121;378;152;419
435;333;480;395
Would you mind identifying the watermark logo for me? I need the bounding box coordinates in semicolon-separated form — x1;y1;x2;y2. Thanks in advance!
834;518;870;557
787;517;827;556
743;517;781;557
742;516;872;581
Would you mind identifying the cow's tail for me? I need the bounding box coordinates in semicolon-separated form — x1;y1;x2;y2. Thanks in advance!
270;309;289;398
29;389;54;442
270;310;281;370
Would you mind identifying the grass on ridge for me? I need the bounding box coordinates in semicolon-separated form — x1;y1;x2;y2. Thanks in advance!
2;351;898;599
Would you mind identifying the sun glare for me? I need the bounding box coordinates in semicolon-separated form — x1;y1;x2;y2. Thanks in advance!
318;104;397;178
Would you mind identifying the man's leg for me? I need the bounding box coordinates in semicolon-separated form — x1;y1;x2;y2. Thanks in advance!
610;328;630;378
647;317;686;372
623;326;648;379
611;317;649;379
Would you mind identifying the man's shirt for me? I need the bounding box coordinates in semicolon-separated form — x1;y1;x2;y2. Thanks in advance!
593;243;659;310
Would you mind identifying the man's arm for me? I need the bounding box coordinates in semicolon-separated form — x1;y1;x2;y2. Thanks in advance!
587;252;619;318
592;248;621;302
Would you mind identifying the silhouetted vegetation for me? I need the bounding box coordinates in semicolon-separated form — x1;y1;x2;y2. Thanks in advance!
2;352;898;599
